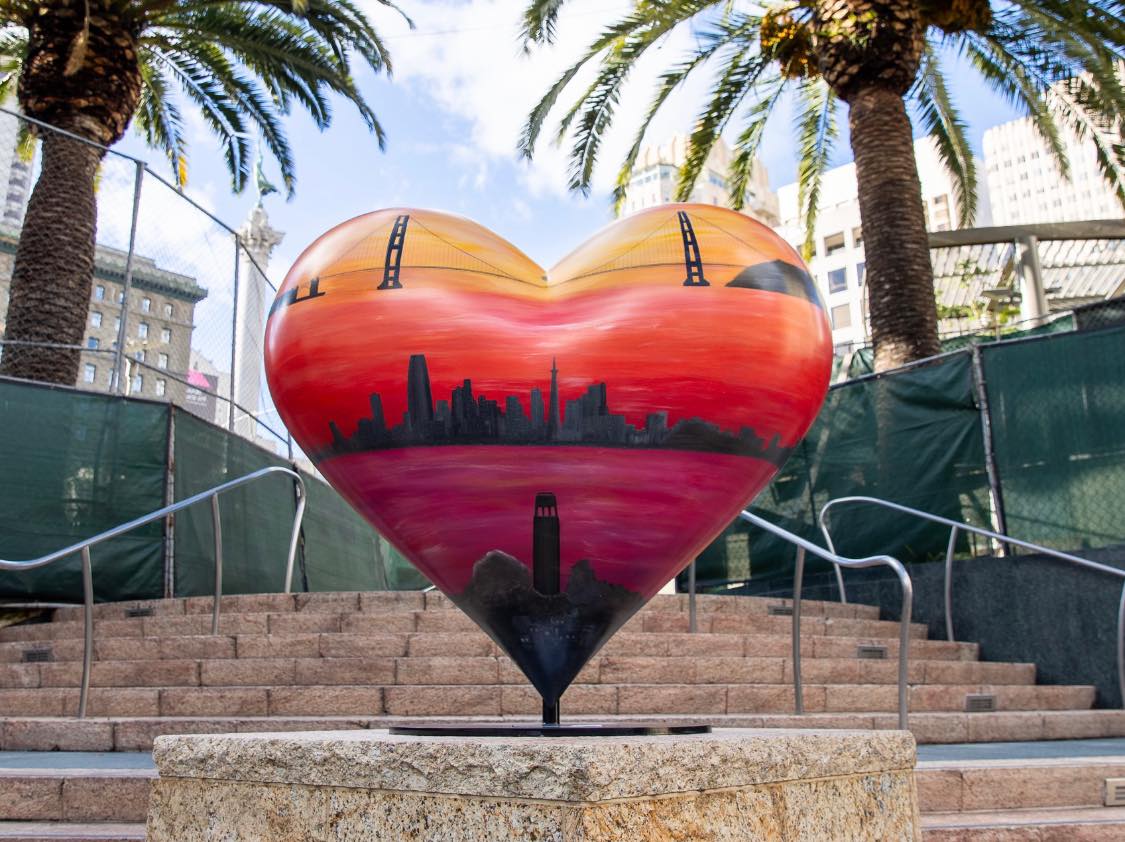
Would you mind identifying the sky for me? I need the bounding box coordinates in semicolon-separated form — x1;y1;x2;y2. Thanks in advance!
104;0;1028;290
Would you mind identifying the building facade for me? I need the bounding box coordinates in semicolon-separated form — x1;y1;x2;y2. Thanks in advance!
983;116;1123;225
774;137;974;351
618;135;780;226
0;226;208;401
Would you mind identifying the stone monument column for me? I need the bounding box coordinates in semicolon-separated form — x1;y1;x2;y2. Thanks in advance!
233;200;283;439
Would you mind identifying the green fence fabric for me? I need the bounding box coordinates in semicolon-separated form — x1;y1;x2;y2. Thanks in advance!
0;378;426;603
984;325;1125;551
298;468;427;592
690;352;992;588
0;380;167;602
171;409;296;597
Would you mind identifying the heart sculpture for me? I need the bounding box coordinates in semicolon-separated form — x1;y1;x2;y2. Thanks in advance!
265;204;832;716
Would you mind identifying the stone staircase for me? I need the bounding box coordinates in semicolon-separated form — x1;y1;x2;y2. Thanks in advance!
1;589;1124;839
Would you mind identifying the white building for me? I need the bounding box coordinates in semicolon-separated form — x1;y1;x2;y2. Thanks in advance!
619;134;779;225
775;136;975;350
983;116;1123;225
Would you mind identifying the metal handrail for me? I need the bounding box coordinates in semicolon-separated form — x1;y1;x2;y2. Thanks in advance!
737;509;914;729
0;466;306;718
818;495;1125;707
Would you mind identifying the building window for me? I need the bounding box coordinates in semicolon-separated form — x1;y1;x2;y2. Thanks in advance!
824;232;846;257
830;304;852;330
141;297;151;313
158;352;168;369
138;322;149;339
87;337;99;350
828;268;847;293
117;291;124;303
856;262;866;286
134;350;145;363
164;303;173;318
852;227;863;249
161;327;171;343
83;363;96;383
155;379;166;397
90;311;102;328
131;374;143;393
114;317;121;331
94;285;105;301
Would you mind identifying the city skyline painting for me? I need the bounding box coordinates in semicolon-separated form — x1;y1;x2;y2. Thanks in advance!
320;353;792;465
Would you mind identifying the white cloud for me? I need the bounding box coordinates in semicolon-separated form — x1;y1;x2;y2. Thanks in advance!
366;0;713;200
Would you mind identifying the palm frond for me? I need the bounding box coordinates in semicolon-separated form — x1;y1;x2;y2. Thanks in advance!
727;72;787;211
794;77;838;261
675;48;768;203
912;44;977;227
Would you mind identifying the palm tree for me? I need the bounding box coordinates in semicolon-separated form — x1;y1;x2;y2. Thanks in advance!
0;0;404;385
520;1;1125;370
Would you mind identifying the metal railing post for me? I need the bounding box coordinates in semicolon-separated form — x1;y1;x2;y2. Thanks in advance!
210;494;222;635
688;558;697;633
78;546;94;719
792;546;805;716
283;478;306;594
895;570;914;731
1118;583;1125;708
944;526;958;642
112;160;144;395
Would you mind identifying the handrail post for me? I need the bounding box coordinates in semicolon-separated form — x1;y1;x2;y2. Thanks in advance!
78;546;94;719
1117;582;1125;709
283;477;307;594
210;494;222;635
944;526;958;643
792;546;805;715
688;558;697;633
833;562;848;605
896;566;913;731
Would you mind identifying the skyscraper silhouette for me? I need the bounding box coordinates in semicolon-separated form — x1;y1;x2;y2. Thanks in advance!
406;354;434;431
532;493;561;596
546;358;561;440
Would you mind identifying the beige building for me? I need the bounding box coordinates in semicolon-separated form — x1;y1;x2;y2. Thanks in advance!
983;116;1123;225
0;226;207;402
618;134;780;225
774;137;972;351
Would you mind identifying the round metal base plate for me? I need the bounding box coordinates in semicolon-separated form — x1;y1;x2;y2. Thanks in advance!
388;723;712;737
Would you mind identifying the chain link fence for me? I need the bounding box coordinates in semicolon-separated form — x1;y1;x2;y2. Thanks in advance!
0;106;292;458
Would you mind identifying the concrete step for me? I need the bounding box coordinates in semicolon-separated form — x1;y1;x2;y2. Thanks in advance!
918;756;1125;813
921;806;1125;840
0;656;1037;689
0;610;927;644
0;823;145;841
0;769;152;823
4;711;1125;753
0;631;982;665
46;591;882;623
0;682;1095;718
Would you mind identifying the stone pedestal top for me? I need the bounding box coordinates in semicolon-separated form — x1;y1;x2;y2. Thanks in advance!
154;727;915;803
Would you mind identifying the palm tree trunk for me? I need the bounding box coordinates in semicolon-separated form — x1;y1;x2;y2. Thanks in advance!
849;85;941;370
0;132;103;384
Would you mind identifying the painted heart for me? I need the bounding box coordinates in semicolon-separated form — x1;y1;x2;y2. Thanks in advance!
265;204;832;711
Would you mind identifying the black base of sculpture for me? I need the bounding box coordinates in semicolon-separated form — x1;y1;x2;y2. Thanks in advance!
388;723;712;737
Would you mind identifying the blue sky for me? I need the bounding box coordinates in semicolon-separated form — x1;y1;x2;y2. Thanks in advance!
111;0;1025;282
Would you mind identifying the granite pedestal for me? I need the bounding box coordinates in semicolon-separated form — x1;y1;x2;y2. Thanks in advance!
145;728;921;841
